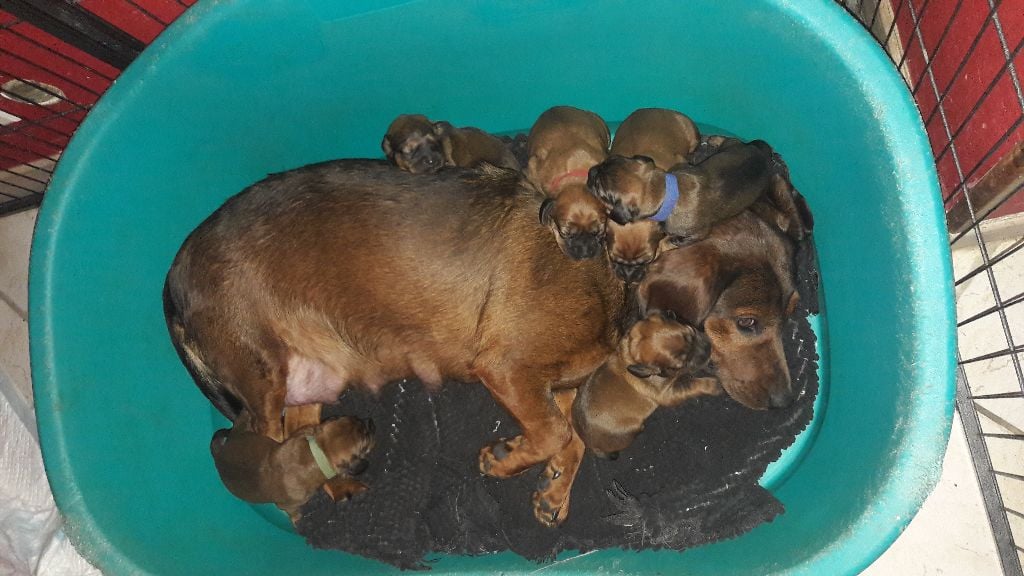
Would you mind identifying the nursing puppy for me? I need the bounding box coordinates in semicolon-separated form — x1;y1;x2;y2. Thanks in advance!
573;312;719;458
602;108;700;282
587;138;776;241
210;411;375;523
382;114;520;173
525;106;611;260
164;161;625;526
639;211;800;410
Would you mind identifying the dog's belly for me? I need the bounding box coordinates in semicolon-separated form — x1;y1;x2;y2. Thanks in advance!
285;355;346;405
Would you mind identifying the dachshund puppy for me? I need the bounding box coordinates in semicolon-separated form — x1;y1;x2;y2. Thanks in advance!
601;108;700;282
573;312;719;458
692;135;813;242
609;107;701;172
210;411;375;523
587;138;777;241
382;114;520;173
525;106;611;260
604;219;674;284
639;211;801;410
164;161;626;527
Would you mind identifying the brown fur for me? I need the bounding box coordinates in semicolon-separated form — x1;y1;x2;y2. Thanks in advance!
164;160;626;526
573;312;719;457
525;106;611;260
210;411;374;522
638;211;800;410
604;219;676;284
382;114;519;173
601;108;702;282
587;138;778;240
609;108;701;171
690;136;813;241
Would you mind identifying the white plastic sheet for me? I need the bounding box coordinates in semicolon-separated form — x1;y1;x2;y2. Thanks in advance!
0;368;99;576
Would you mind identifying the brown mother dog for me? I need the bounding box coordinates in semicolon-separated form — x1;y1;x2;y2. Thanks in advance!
639;211;800;409
525;106;611;260
163;161;625;526
382;114;520;173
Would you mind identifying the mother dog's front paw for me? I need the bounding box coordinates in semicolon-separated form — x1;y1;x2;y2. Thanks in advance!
478;436;528;478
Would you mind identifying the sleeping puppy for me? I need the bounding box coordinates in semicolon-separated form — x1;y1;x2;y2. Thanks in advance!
604;219;675;284
573;311;720;458
639;211;801;410
382;114;520;173
690;135;813;242
587;138;777;241
609;108;701;172
210;411;375;523
526;106;611;260
602;108;700;281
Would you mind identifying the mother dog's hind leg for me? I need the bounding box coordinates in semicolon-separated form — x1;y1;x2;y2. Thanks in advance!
476;367;573;479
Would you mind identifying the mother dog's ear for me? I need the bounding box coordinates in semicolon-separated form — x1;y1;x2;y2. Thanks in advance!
539;198;556;226
640;246;730;326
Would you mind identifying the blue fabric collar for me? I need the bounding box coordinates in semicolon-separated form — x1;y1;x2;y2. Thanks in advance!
648;173;678;222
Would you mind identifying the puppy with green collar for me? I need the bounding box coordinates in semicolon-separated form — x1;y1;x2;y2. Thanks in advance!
210;411;375;523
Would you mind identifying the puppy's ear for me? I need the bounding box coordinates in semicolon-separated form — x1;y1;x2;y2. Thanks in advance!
432;121;453;137
539;198;556;226
381;135;393;157
627;364;658;379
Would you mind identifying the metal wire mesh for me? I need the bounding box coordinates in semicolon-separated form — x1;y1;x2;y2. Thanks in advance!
0;0;194;215
1;0;1022;572
841;1;1024;574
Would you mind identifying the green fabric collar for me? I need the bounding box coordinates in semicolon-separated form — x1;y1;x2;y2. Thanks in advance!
305;434;337;480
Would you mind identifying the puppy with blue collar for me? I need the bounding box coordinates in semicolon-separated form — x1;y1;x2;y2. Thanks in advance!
600;108;701;283
587;137;777;243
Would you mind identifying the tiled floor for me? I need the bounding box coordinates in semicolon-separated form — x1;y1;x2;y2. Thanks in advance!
0;207;1019;575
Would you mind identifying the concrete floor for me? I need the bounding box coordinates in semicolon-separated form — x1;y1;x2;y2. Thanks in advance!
1;207;1019;575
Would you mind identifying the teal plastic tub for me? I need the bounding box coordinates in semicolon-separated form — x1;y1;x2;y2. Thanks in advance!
30;1;955;574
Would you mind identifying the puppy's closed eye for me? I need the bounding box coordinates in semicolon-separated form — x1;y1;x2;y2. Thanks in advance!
627;364;659;378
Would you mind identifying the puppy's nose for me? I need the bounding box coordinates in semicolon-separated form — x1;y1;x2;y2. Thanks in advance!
347;456;369;476
567;235;601;260
609;203;632;225
768;385;798;409
614;262;646;284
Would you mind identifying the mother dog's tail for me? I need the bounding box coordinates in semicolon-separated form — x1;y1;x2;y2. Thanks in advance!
162;278;242;421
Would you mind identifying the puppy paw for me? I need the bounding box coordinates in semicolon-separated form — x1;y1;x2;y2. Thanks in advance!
478;436;528;478
532;464;571;527
322;477;369;502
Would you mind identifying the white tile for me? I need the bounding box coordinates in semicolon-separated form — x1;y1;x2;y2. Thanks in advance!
0;207;35;314
863;411;1002;575
0;303;31;407
0;208;35;407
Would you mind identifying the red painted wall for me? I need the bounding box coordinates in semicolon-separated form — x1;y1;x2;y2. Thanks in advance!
895;0;1024;219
